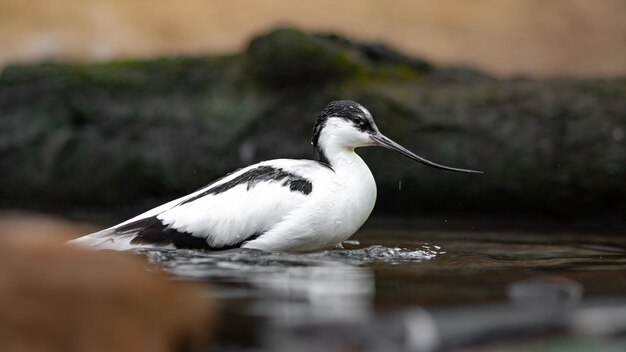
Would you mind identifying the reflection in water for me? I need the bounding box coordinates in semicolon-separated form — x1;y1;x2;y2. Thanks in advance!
136;230;626;351
253;264;373;324
140;244;438;325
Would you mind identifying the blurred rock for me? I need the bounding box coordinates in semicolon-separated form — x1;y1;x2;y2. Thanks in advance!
507;276;583;307
246;28;364;88
0;28;624;224
0;215;216;352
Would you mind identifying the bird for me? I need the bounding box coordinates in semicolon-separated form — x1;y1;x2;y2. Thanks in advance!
69;100;481;252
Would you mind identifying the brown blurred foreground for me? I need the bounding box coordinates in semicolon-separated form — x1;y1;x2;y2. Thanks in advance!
0;211;97;244
0;211;216;352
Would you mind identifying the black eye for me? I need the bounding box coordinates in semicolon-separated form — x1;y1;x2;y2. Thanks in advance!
352;118;370;131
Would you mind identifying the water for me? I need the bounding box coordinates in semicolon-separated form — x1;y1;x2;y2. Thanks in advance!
138;227;626;351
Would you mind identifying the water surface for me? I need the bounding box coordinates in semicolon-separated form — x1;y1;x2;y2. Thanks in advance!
140;227;626;351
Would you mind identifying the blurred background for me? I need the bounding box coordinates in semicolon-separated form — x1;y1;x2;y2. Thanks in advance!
1;0;624;226
1;1;625;351
1;0;625;76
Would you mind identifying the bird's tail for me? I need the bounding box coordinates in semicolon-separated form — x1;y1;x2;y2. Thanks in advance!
67;228;141;251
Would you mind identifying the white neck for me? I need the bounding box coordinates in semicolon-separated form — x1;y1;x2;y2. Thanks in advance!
320;143;364;173
315;119;373;171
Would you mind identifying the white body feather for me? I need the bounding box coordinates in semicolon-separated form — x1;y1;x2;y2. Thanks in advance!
70;152;376;252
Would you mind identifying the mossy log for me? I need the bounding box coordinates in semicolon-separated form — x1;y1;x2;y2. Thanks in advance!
1;28;624;224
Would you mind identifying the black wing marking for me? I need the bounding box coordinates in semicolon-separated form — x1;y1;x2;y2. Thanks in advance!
117;217;262;250
179;165;312;206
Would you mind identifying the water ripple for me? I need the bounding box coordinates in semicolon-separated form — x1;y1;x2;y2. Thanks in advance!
138;243;440;274
312;245;439;264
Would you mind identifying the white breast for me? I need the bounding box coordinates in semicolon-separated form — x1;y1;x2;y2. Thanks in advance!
244;152;376;252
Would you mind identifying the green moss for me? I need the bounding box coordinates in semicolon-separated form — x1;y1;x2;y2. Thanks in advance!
244;28;365;88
